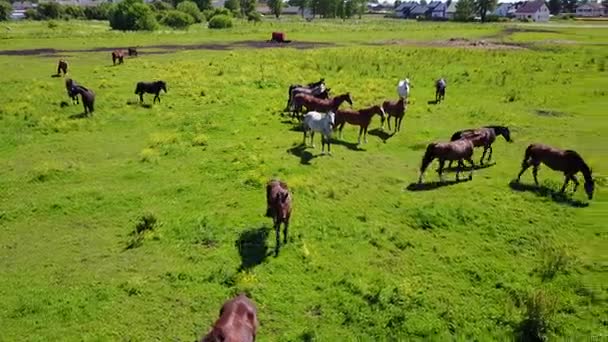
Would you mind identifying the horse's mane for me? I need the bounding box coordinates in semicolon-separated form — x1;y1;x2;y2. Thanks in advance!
565;150;593;181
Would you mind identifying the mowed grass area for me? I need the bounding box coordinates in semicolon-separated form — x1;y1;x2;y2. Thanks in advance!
0;19;607;340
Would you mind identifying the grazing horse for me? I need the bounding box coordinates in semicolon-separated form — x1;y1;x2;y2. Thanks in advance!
286;78;326;111
65;78;79;104
449;125;512;166
266;179;292;255
302;111;335;155
201;294;259;342
292;93;352;120
57;59;68;76
335;105;386;145
418;139;475;183
435;78;446;102
128;47;138;57
516;143;595;200
397;78;411;99
135;80;167;104
381;97;406;133
112;50;124;65
70;85;95;116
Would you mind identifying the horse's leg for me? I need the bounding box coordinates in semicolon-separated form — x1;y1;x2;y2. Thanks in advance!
456;159;464;181
386;116;391;131
364;126;368;144
487;145;493;162
311;131;315;148
438;159;445;182
321;135;326;155
398;116;403;132
357;126;363;145
571;174;580;193
283;219;289;244
480;146;487;165
327;135;331;155
532;164;540;186
274;220;281;256
560;174;571;193
139;93;144;103
302;129;307;146
466;157;474;180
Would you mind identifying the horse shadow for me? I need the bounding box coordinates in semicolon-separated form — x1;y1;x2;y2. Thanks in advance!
443;162;496;173
427;100;440;105
235;226;272;271
406;178;471;191
51;74;62;78
126;100;153;109
368;128;395;143
287;144;316;165
331;138;364;151
508;180;589;208
69;112;90;119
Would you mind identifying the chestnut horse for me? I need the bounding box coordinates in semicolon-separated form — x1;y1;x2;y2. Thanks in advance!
57;59;68;76
266;179;292;255
516;143;595;200
201;294;259;342
435;78;446;102
112;50;124;65
292;93;352;120
381;97;406;133
335;105;385;145
418;139;475;183
449;125;512;166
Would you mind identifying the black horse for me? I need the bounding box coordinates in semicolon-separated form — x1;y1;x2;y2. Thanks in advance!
435;78;446;102
285;78;326;111
135;81;167;104
57;59;68;76
128;47;138;57
65;78;80;104
70;85;95;116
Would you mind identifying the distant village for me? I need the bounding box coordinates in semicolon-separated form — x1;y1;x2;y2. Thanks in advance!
9;0;608;22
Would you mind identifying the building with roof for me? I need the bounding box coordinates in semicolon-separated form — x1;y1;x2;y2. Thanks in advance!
493;2;512;16
514;0;549;21
576;3;606;17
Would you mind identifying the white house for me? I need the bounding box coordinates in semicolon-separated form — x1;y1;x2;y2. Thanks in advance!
576;3;606;17
515;1;549;22
446;1;457;19
429;1;447;18
493;3;512;17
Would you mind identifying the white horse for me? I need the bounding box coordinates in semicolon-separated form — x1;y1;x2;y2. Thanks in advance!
302;111;335;155
397;78;411;99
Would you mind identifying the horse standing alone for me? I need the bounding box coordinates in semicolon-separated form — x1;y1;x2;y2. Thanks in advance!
201;294;259;342
266;179;292;255
418;139;475;183
381;97;406;133
70;85;95;116
516;143;595;200
302;111;336;155
448;125;512;166
335;105;386;145
57;59;68;76
135;81;167;104
435;78;446;102
128;47;138;57
112;50;124;65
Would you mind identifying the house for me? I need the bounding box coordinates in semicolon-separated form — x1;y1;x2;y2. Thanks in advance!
576;3;606;17
493;3;512;17
429;1;447;18
514;1;549;21
446;1;457;19
394;1;418;18
409;4;429;18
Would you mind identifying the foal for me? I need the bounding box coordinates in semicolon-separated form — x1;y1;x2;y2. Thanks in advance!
435;78;446;102
201;294;259;342
266;179;292;255
381;97;406;133
57;59;68;76
418;139;475;183
516;143;595;200
112;50;124;65
134;80;167;104
335;105;386;145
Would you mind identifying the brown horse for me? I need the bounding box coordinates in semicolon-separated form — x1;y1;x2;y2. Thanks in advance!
335;105;385;145
65;78;79;104
292;93;352;120
516;143;595;200
112;50;124;65
201;294;259;342
449;125;512;166
128;47;138;57
266;179;292;255
57;59;68;76
418;139;475;183
70;85;95;116
381;97;406;133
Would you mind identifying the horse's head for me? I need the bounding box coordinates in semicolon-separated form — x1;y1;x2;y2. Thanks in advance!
159;81;167;93
500;126;513;142
377;105;387;120
585;178;595;200
342;93;353;106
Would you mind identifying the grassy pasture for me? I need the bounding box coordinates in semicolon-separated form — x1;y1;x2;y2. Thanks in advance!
0;19;607;341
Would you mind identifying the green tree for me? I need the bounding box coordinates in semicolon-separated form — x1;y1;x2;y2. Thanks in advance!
37;2;63;19
0;0;12;21
193;0;212;10
150;0;173;11
560;0;577;13
64;5;85;19
288;0;310;16
455;0;475;20
177;0;202;22
475;0;497;22
268;0;284;18
224;0;240;16
420;0;427;5
336;0;345;18
548;0;560;14
239;0;256;17
108;0;159;31
84;3;112;20
161;9;194;28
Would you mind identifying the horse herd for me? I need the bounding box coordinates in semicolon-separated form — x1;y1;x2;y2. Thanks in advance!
51;53;596;341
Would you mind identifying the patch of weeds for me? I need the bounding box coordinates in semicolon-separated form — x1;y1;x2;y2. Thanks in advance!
194;216;218;248
536;245;573;281
534;109;567;117
139;148;159;163
125;213;158;250
191;134;209;147
205;266;236;287
409;205;452;230
119;281;143;297
516;289;557;342
299;329;318;341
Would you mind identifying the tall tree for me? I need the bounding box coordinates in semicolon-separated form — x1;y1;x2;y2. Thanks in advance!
560;0;577;13
455;0;475;21
475;0;497;22
548;0;560;14
288;0;310;16
240;0;256;17
0;0;12;21
268;0;284;17
224;0;240;15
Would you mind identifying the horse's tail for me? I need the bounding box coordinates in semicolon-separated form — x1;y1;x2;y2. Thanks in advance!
521;144;534;167
450;131;462;141
134;83;141;94
420;143;436;174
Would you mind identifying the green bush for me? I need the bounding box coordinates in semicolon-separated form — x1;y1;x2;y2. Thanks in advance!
108;0;159;31
64;5;85;19
24;8;39;20
176;0;202;22
150;0;173;11
484;14;500;22
247;11;261;22
208;14;232;28
0;0;11;21
161;9;194;28
37;2;63;19
84;3;111;20
202;7;231;21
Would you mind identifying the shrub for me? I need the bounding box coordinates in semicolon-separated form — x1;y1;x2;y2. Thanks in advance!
37;2;63;19
484;14;499;22
517;290;557;341
47;20;59;29
208;14;232;28
25;8;39;20
0;0;11;21
202;7;231;21
176;0;202;22
108;0;159;31
161;9;194;28
150;0;173;11
84;3;111;20
223;0;239;16
64;5;85;19
135;212;157;234
247;11;261;22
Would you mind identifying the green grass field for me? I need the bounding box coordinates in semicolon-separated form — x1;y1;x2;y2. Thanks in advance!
0;18;607;341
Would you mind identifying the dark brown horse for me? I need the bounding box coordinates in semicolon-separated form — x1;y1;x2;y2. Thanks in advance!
516;143;595;200
381;97;406;133
135;80;167;104
112;50;124;65
201;294;259;342
449;125;512;166
435;78;446;102
266;179;292;255
292;93;352;120
286;78;326;111
57;59;68;76
70;85;95;116
65;78;79;104
418;139;475;183
128;47;138;57
335;105;385;145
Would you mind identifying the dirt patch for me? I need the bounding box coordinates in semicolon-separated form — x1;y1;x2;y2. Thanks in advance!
371;37;525;50
534;109;568;117
0;40;336;57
